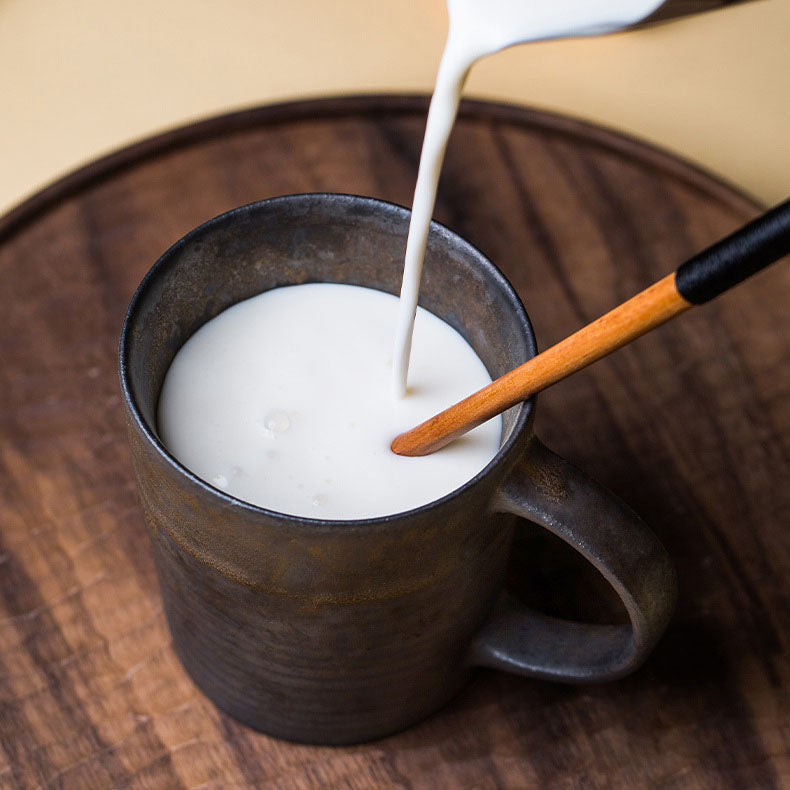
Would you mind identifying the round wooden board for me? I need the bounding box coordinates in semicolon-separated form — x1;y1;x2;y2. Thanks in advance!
1;96;787;788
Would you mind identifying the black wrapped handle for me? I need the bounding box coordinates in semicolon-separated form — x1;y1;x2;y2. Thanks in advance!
676;199;790;304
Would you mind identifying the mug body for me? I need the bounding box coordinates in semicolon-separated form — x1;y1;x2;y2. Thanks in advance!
120;194;537;744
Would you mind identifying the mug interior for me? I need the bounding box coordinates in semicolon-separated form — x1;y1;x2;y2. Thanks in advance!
120;193;537;489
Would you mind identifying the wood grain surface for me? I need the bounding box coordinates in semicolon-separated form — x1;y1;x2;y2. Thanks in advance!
1;96;788;789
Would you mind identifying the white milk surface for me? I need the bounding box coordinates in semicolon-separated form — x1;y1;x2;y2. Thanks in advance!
158;284;501;520
392;0;666;396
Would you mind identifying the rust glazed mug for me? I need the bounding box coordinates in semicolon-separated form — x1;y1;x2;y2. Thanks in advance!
119;194;676;745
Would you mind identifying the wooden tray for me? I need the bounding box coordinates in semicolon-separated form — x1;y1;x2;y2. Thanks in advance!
1;96;787;788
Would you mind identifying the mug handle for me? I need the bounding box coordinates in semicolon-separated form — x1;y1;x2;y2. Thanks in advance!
468;436;677;682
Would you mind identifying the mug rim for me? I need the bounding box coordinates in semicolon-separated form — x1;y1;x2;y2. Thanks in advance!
118;192;538;529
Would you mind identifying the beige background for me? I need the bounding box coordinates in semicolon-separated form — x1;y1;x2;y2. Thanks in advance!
2;0;787;216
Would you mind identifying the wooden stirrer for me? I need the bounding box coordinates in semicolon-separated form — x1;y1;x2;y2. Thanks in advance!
392;199;790;457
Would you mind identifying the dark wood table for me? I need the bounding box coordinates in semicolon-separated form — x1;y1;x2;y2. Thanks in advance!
1;96;787;789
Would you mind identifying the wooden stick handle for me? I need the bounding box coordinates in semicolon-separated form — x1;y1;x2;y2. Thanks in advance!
392;199;790;457
391;274;690;457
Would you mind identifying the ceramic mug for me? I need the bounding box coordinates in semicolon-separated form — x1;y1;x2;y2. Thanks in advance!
119;193;676;745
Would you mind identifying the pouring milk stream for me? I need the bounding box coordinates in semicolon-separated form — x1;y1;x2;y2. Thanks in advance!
393;0;669;397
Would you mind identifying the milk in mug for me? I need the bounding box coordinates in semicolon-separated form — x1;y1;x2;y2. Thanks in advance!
158;284;501;519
